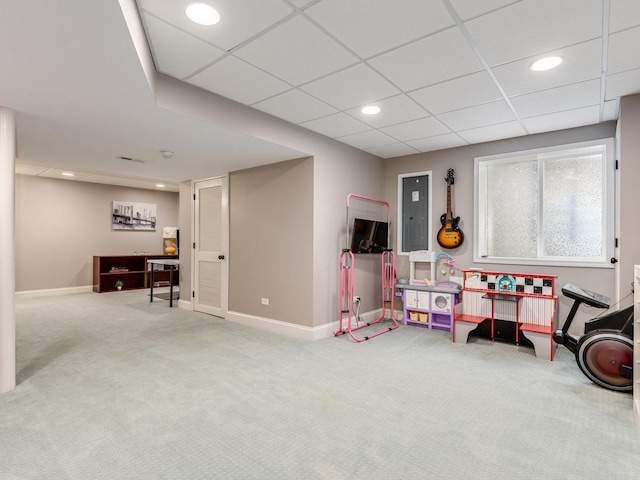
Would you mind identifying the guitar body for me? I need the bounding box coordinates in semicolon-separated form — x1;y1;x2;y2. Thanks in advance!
437;213;464;249
437;168;464;249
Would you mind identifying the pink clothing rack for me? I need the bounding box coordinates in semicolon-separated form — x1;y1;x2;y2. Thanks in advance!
335;194;398;342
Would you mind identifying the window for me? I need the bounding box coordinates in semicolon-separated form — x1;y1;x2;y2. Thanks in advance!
397;171;432;254
475;139;614;267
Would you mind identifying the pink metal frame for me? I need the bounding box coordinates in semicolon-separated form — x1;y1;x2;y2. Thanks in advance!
335;194;398;342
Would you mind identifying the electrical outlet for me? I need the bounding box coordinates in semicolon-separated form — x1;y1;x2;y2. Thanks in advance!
261;298;269;305
353;296;360;303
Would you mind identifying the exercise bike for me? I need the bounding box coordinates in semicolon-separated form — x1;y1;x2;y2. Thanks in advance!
553;284;634;393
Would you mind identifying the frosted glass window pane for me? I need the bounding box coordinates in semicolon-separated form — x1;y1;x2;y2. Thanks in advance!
475;139;612;266
485;161;537;257
543;155;603;257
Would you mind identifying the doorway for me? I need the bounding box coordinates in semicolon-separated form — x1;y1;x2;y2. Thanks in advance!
193;176;228;317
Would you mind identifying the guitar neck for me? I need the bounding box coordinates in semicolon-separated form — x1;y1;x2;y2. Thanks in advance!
445;185;453;221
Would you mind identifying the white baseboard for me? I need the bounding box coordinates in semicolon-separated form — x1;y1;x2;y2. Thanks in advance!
225;309;404;341
226;310;339;341
15;285;93;298
177;298;192;310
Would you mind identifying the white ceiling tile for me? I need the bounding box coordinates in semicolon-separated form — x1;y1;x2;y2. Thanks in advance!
138;0;293;51
602;99;619;121
142;13;225;79
464;0;602;65
288;0;316;7
299;113;372;138
84;174;178;192
345;95;427;128
15;164;50;176
609;0;640;33
306;0;454;58
407;133;469;152
187;56;290;104
492;39;602;96
300;63;399;110
234;16;358;85
336;129;397;150
437;100;516;131
608;26;640;75
253;89;337;124
448;0;521;21
510;79;601;118
368;27;484;91
38;169;93;181
130;0;640;159
381;117;451;142
605;68;640;100
409;71;503;114
522;105;601;134
365;143;421;159
457;120;527;144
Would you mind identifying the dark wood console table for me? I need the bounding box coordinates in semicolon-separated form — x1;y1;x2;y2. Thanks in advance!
93;254;179;293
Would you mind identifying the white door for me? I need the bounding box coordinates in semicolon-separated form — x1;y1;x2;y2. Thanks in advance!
194;176;228;317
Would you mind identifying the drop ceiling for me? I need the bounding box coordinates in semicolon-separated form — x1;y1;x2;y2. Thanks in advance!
2;0;640;191
137;0;640;158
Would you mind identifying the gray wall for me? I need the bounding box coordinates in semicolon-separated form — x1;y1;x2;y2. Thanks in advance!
15;175;178;291
229;157;313;325
164;76;385;331
225;148;387;330
383;122;618;334
309;139;386;328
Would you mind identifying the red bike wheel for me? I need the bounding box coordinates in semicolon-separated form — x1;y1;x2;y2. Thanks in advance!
576;330;633;393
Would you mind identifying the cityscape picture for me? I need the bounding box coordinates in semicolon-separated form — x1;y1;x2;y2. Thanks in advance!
112;201;157;231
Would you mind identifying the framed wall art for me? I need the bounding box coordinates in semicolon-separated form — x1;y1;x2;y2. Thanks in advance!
112;201;157;231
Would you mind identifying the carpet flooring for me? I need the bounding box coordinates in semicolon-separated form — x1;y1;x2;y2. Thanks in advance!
1;291;639;479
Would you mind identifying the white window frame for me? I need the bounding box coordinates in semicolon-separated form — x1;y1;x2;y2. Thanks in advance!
474;138;615;268
397;171;433;255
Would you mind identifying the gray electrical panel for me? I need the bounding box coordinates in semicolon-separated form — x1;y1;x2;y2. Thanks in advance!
402;175;429;252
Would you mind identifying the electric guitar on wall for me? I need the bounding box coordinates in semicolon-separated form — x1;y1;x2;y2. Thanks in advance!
437;168;464;249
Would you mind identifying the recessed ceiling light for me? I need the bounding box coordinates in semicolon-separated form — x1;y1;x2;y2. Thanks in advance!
529;56;563;72
156;184;165;188
361;105;381;115
185;3;220;25
62;172;75;177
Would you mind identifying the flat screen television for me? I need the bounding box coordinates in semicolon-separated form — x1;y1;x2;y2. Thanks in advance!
350;218;389;253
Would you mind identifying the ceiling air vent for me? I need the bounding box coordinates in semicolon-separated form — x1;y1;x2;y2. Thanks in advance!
118;156;145;164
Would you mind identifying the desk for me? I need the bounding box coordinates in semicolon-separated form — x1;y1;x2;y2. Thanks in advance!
454;270;558;360
482;292;521;343
148;259;179;307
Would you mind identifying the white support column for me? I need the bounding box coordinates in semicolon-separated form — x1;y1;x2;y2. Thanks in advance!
0;107;16;393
